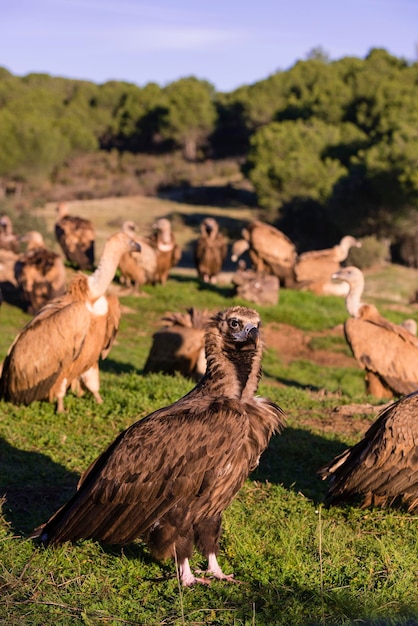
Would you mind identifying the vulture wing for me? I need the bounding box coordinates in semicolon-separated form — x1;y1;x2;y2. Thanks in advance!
101;294;121;358
31;397;255;545
249;221;296;266
295;250;340;283
318;391;418;511
345;315;418;396
0;301;91;404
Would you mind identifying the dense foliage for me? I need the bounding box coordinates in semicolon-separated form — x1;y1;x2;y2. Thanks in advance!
2;48;418;248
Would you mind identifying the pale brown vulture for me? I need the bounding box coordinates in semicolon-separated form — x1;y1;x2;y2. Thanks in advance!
231;220;296;287
148;217;181;284
0;232;141;412
29;306;285;586
118;221;158;291
294;235;362;295
14;231;66;314
333;266;418;399
318;390;418;511
144;307;210;380
0;215;18;253
194;217;228;283
55;203;95;270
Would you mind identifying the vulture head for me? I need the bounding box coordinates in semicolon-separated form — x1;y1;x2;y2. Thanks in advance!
201;217;219;237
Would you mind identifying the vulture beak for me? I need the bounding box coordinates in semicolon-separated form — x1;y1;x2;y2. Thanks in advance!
234;323;260;347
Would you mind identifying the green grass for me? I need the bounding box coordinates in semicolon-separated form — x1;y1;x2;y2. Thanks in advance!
1;272;417;625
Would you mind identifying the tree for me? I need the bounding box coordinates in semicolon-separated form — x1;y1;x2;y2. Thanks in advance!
159;77;217;160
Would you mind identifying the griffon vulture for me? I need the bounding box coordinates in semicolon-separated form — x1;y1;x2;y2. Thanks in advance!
29;306;285;586
148;217;181;284
55;203;95;270
0;215;18;253
14;231;66;314
0;232;141;412
318;390;418;511
294;236;362;295
118;221;158;292
231;220;296;287
144;307;210;380
333;266;418;398
194;217;228;283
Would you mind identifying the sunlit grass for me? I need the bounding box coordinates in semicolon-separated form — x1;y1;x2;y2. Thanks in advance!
1;268;417;625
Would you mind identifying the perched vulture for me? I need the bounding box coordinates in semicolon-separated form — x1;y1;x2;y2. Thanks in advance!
29;306;285;586
318;390;418;512
144;307;211;380
194;217;228;284
0;215;18;253
333;266;418;399
118;221;158;292
0;232;141;412
148;217;181;285
294;235;362;295
231;220;296;287
55;203;95;270
14;231;66;314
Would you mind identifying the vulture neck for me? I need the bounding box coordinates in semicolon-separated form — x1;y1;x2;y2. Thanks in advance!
345;276;365;318
198;333;263;402
87;241;121;300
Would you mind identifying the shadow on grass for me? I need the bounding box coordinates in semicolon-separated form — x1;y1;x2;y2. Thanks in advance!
0;436;78;536
252;425;347;504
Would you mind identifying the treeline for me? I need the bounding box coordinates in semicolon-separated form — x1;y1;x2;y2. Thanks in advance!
1;47;418;251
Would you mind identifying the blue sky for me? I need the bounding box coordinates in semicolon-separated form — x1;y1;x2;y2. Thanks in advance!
2;0;417;92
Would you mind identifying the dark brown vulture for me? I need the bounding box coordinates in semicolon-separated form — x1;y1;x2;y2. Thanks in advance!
318;390;418;511
55;202;95;270
231;220;296;287
144;307;211;380
0;232;141;412
29;305;285;586
194;217;228;284
294;235;362;295
333;266;418;399
118;221;158;292
14;231;66;314
148;217;181;284
0;215;18;253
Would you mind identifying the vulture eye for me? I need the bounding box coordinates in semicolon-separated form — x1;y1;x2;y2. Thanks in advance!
229;318;241;330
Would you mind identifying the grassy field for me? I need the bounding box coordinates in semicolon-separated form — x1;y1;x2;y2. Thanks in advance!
1;197;418;625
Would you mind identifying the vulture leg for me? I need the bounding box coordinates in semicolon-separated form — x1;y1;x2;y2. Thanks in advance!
180;558;211;586
79;365;103;404
56;378;68;413
194;516;237;582
365;372;394;399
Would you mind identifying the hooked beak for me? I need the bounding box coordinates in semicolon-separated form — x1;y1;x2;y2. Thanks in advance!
234;323;260;347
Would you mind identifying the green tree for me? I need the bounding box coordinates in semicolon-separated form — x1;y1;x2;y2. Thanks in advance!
244;119;348;217
159;77;217;160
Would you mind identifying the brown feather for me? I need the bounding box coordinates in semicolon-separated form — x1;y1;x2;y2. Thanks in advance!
334;266;418;398
55;203;95;270
194;217;228;284
29;306;285;586
294;236;361;294
118;221;158;290
148;218;181;285
232;220;296;287
14;231;66;314
0;232;140;412
318;391;418;511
